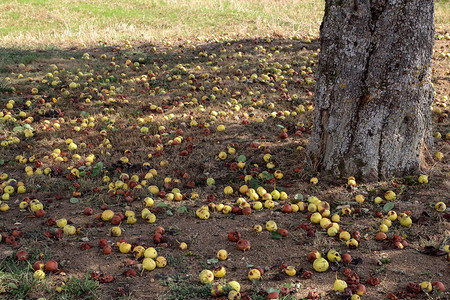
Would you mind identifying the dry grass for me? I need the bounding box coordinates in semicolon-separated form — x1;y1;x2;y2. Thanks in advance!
0;0;324;48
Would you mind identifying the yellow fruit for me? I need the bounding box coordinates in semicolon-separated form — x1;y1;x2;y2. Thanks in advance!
248;269;261;281
155;256;167;268
199;269;214;284
224;186;234;195
374;196;383;204
327;227;338;237
320;218;331;229
253;224;263;232
211;284;224;297
331;214;340;222
420;281;432;293
228;290;241;300
144;247;158;259
213;266;226;278
101;210;114;221
34;270;46;280
144;197;154;207
227;281;241;292
355;194;365;203
313;257;329;272
379;224;389;233
196;207;210;220
339;231;351;241
119;242;132;253
307;203;317;212
399;215;412;228
333;273;348;292
179;242;188;250
310;212;322;224
63;225;76;235
418;175;428;184
346;238;359;248
435;202;446;212
143;258;156;271
56;219;67;228
133;246;145;258
387;210;397;221
327;249;341;262
384;190;396;201
217;249;228;260
285;266;296;276
110;226;122;237
265;220;277;232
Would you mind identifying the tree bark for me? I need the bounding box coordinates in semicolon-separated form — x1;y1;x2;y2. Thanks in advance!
308;0;435;181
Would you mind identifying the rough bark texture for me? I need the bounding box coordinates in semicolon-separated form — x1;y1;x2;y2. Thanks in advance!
308;0;435;181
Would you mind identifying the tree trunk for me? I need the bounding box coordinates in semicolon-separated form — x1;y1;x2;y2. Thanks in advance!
308;0;435;181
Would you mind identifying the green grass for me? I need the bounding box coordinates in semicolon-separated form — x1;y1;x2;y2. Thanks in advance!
58;272;100;300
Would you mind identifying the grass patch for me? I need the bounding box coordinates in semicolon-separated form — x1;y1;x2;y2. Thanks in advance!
0;255;39;299
57;272;100;300
160;274;213;300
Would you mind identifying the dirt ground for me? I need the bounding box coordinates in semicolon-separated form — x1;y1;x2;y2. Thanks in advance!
0;30;449;300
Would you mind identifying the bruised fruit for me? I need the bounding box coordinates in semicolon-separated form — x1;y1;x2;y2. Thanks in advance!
199;269;214;284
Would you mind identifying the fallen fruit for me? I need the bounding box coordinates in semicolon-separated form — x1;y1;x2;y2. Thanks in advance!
199;269;214;284
142;258;156;271
217;249;228;260
313;257;329;272
248;268;261;281
333;273;348;292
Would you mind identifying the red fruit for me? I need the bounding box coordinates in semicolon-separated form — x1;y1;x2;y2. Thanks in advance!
375;232;387;241
102;245;112;255
11;230;23;238
46;217;56;226
16;250;29;261
35;209;46;217
237;239;251;251
111;215;122;225
231;206;242;214
98;239;108;248
432;281;445;292
366;277;380;286
153;234;162;244
100;203;109;210
83;207;94;215
281;204;292;213
186;181;195;188
45;260;58;272
354;284;366;296
228;231;241;242
54;229;64;239
342;253;352;263
307;251;320;263
206;194;215;202
80;243;91;250
351;230;361;240
307;291;320;299
267;291;280;299
124;268;137;277
277;228;288;237
279;263;288;271
303;271;313;279
256;267;264;276
279;132;288;139
242;207;252;215
32;261;44;271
